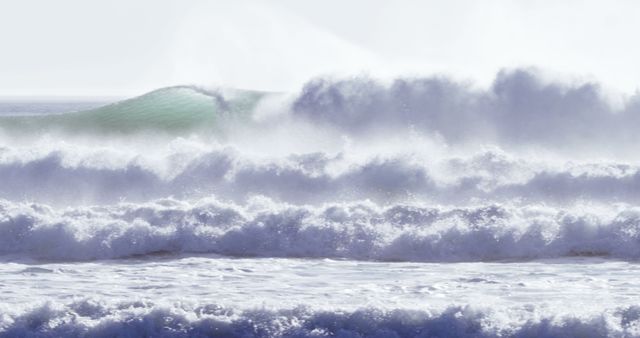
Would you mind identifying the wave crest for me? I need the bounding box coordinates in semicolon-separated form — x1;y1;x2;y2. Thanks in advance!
2;143;640;205
1;198;640;261
1;299;639;338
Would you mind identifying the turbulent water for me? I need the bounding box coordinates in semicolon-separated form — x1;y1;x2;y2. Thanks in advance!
2;70;640;337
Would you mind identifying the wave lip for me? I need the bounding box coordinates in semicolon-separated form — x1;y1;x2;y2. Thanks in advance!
1;299;639;338
1;198;640;262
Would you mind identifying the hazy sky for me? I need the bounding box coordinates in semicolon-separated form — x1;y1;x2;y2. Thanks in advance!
1;0;639;97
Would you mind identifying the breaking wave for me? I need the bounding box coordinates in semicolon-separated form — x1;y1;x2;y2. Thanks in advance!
1;299;639;338
2;69;640;153
1;197;640;262
2;69;640;264
1;142;639;205
293;69;640;151
3;69;640;338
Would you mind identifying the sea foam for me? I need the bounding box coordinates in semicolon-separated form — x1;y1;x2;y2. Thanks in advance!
1;299;639;338
1;197;639;261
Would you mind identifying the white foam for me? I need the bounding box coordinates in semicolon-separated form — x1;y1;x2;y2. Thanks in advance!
1;255;640;337
0;140;639;206
0;197;639;262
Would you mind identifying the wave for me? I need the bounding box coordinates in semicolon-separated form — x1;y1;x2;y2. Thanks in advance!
1;197;639;262
0;86;265;136
1;142;639;205
4;70;640;338
1;299;639;337
293;69;640;151
2;70;640;263
2;69;640;154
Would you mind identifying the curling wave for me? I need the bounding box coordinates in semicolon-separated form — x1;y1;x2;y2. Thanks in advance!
0;86;266;136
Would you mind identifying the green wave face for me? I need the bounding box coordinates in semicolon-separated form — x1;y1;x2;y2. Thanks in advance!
0;86;265;136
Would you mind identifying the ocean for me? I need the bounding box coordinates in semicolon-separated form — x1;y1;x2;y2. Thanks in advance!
1;72;640;337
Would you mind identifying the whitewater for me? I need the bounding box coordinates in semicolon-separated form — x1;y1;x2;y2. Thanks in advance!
2;70;640;337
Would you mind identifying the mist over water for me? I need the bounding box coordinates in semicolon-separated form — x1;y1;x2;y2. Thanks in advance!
2;69;640;337
2;69;640;261
1;70;639;206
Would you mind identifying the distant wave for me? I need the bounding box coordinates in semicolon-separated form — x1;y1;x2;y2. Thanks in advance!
1;197;639;261
0;100;114;116
1;299;638;337
0;86;265;135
